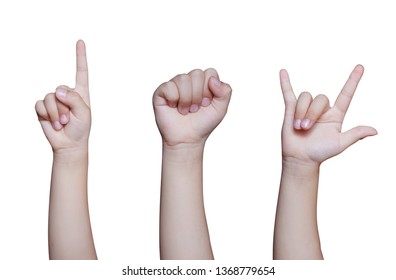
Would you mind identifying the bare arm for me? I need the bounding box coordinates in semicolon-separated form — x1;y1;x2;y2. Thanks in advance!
49;148;96;259
273;65;377;259
153;69;232;259
36;40;97;259
160;144;212;259
274;159;322;259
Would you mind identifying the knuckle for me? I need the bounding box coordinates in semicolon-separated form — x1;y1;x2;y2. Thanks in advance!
205;67;218;76
225;83;233;96
35;101;45;115
299;91;312;99
173;73;188;81
171;74;191;90
160;81;179;102
35;100;42;109
44;93;54;101
316;94;330;103
162;81;177;94
178;73;190;83
189;69;204;78
204;68;219;81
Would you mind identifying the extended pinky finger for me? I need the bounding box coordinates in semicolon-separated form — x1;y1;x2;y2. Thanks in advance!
301;94;330;130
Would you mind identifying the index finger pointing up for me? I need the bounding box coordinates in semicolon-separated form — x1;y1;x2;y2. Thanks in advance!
75;40;89;89
279;69;297;116
334;64;364;117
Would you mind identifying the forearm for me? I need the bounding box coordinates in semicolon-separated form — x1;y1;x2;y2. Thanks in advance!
160;143;213;260
48;147;97;260
273;158;323;260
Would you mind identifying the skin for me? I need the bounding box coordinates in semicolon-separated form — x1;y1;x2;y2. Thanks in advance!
273;64;377;260
35;40;97;260
153;68;232;260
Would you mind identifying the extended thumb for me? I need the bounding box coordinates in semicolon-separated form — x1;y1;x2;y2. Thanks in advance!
340;125;378;151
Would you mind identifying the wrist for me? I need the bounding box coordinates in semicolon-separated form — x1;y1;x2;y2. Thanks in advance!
162;142;205;164
53;146;88;164
282;156;320;179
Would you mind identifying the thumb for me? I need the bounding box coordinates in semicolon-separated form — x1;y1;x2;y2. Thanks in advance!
208;76;232;110
340;125;378;151
55;86;90;119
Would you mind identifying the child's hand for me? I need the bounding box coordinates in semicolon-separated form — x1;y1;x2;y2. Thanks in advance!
35;40;91;153
153;68;232;147
280;65;377;165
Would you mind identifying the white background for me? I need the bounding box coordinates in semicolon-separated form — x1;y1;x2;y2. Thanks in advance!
0;0;395;279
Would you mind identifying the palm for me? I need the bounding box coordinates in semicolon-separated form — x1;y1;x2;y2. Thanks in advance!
280;65;376;165
282;108;344;163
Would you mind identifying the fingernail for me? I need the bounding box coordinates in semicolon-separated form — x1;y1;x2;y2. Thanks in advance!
189;104;199;113
53;121;62;130
59;114;68;124
56;88;67;98
201;98;211;107
301;119;310;129
294;119;302;129
181;107;189;115
211;77;221;87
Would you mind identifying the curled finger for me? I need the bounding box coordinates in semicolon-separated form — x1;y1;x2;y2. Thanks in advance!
294;91;313;129
43;93;63;130
301;94;330;130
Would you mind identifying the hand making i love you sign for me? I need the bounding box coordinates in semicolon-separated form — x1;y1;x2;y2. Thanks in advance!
280;64;377;165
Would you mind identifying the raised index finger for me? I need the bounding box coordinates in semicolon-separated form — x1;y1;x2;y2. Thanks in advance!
334;64;364;117
279;69;297;116
75;40;89;89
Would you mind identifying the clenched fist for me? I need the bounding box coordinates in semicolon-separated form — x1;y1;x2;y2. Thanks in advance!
153;68;232;147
